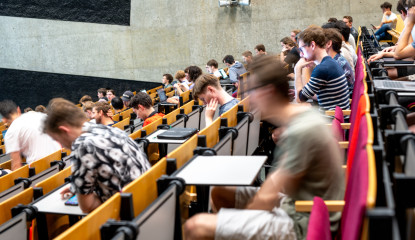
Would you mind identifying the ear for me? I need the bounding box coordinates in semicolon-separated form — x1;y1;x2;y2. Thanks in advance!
311;41;316;50
16;107;21;115
138;104;145;111
206;85;216;94
326;40;333;49
58;125;71;134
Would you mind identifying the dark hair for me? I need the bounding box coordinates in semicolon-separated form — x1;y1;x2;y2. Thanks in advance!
222;55;235;64
255;44;266;52
163;74;174;84
322;21;350;42
206;59;219;69
107;89;115;95
381;1;392;9
249;55;290;101
298;26;327;48
323;28;343;53
343;16;353;23
129;92;153;109
111;97;124;110
24;107;33;113
397;0;406;14
328;17;338;23
44;98;87;134
0;100;18;119
187;66;203;82
98;88;107;96
35;105;47;113
280;37;297;47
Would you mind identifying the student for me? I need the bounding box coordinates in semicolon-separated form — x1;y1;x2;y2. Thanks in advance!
121;91;134;108
162;74;174;89
184;66;203;90
374;1;398;41
0;100;61;170
192;74;239;126
206;59;228;80
280;37;301;75
254;44;267;55
79;95;93;106
44;98;150;213
343;16;359;44
222;55;247;84
97;88;108;101
184;56;344;240
91;102;116;126
129;92;165;127
111;96;125;114
173;70;190;96
106;89;116;101
295;26;350;111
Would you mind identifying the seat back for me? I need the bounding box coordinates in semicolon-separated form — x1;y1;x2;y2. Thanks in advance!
237;72;249;99
30;150;62;175
112;117;130;131
247;108;261;155
0;212;27;240
164;108;180;125
340;114;375;240
220;103;239;127
0;188;33;225
334;106;344;123
120;108;133;121
34;167;71;195
306;197;331;240
199;117;221;148
0;165;29;193
54;193;122;240
232;116;250;155
168;135;198;169
238;96;250;112
122;158;167;216
180;90;191;105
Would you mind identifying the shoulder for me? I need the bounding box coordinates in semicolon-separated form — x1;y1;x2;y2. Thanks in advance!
285;109;331;140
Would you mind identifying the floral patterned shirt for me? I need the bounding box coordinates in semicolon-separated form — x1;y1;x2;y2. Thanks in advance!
70;122;151;202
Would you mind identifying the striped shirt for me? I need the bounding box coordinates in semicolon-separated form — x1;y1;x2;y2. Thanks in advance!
300;56;350;111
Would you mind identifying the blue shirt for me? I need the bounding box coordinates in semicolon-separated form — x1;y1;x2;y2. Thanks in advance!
334;53;355;93
219;98;240;115
300;56;350;111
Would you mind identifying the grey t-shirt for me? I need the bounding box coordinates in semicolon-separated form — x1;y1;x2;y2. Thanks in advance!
274;109;345;239
219;98;239;115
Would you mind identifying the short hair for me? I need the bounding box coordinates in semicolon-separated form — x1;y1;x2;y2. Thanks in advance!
35;105;47;113
323;28;343;53
192;74;221;98
242;51;253;57
186;66;203;82
328;17;338;23
93;102;111;117
24;107;33;113
82;101;94;112
129;92;152;109
44;98;88;134
280;37;297;47
291;29;301;35
206;59;219;69
249;55;290;101
222;55;235;64
0;100;18;119
381;1;392;9
255;44;266;52
111;97;124;110
163;74;173;84
98;88;107;96
107;89;115;95
321;21;350;42
79;95;92;105
343;16;353;23
175;70;185;79
297;26;327;48
397;0;406;13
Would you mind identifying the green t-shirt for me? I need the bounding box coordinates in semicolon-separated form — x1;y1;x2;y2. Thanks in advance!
274;109;345;240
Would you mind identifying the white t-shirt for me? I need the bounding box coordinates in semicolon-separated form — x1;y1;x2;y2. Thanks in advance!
385;12;397;29
5;112;61;164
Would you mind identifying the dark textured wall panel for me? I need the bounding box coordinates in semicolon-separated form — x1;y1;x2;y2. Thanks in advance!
0;0;130;25
0;68;162;109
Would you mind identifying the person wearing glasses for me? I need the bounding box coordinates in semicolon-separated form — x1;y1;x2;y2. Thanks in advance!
295;26;350;112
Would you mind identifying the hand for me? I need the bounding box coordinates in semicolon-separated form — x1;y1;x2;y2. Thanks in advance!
367;52;384;63
60;185;74;200
382;46;396;52
294;58;314;73
205;98;218;121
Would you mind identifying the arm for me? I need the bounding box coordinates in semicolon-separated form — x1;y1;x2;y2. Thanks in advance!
228;69;237;83
394;8;415;59
294;58;314;103
367;51;395;62
77;193;102;213
246;169;300;211
10;151;22;170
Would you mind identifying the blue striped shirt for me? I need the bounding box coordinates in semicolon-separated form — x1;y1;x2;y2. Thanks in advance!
300;56;350;111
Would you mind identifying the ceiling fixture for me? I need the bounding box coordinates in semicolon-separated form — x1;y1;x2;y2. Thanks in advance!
218;0;250;7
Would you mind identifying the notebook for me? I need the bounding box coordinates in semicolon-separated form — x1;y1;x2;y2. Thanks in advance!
157;128;198;140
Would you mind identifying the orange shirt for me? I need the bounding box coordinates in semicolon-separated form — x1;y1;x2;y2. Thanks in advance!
143;113;165;127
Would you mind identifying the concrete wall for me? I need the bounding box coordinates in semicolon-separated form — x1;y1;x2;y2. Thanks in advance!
0;0;397;83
